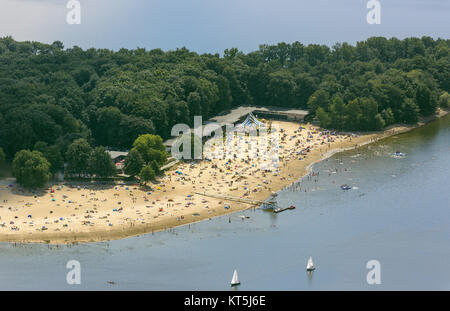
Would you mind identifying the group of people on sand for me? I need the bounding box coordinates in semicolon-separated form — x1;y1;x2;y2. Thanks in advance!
0;120;364;239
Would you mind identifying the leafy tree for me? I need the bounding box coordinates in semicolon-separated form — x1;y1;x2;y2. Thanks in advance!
124;148;144;177
328;95;346;129
307;90;330;115
95;106;123;147
45;145;64;174
151;160;161;176
187;91;202;116
439;92;449;108
344;99;363;130
401;99;420;124
147;148;167;165
132;134;167;165
34;142;63;175
316;107;331;129
415;84;437;116
266;70;295;107
89;146;116;178
139;165;155;185
374;114;386;130
358;98;379;131
119;115;155;147
381;108;395;126
294;73;317;108
13;150;51;188
65;138;92;177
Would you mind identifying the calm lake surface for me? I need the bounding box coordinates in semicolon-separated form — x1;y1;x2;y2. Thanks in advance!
1;115;449;290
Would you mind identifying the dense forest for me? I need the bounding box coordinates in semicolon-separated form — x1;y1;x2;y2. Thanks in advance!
0;36;449;166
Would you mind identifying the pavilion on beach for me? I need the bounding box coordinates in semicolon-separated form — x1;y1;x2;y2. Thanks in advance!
235;112;266;131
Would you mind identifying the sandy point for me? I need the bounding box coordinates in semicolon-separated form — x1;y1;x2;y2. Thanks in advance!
1;110;447;244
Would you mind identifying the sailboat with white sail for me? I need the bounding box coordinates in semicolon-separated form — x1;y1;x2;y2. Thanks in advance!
306;256;315;271
231;269;240;286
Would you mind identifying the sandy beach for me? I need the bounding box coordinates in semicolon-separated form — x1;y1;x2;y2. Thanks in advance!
0;109;447;244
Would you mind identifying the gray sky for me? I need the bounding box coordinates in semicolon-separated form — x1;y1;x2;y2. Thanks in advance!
0;0;449;53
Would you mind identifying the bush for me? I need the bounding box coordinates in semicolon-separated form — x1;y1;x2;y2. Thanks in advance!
13;150;51;188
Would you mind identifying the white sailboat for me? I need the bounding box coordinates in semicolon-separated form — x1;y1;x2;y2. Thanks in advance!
306;256;315;271
231;269;240;286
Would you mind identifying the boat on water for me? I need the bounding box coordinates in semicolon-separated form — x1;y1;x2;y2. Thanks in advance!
306;256;315;271
340;184;351;190
261;200;277;210
392;151;406;158
231;269;240;286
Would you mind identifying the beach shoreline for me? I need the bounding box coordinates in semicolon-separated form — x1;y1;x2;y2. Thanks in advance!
1;109;447;245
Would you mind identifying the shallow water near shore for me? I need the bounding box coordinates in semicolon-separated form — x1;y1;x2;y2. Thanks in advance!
1;115;449;290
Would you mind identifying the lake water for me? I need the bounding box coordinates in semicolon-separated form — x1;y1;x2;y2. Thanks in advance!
1;115;449;290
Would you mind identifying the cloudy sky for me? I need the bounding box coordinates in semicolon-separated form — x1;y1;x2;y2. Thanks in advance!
0;0;448;53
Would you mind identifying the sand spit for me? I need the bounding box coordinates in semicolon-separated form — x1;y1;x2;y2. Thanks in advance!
0;109;447;244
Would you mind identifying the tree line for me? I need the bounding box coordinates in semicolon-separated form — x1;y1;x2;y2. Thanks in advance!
11;134;167;188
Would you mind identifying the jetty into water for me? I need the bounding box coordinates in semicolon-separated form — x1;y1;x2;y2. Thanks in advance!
194;192;278;208
273;206;296;213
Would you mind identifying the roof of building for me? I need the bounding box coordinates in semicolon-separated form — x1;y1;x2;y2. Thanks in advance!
163;106;309;148
106;151;129;159
236;112;266;129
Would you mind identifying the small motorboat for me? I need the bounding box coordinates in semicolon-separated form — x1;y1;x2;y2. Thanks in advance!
231;269;240;286
340;184;351;190
306;256;315;271
392;151;406;158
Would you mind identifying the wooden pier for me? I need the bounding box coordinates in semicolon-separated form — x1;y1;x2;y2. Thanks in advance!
194;192;277;208
273;206;296;213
